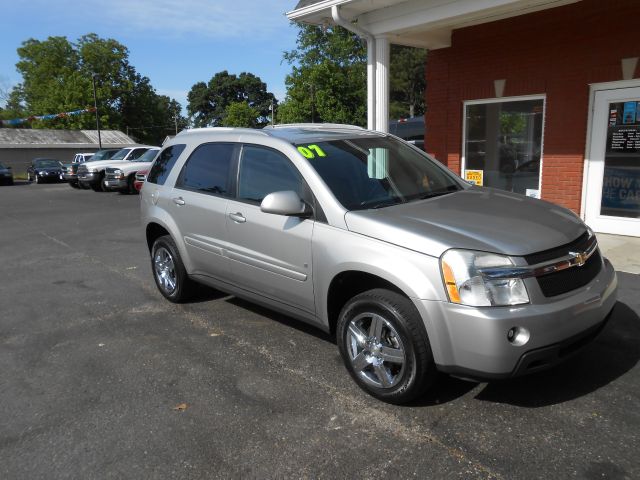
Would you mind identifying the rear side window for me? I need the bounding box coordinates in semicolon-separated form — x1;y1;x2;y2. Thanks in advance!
147;144;186;185
238;146;302;203
176;143;235;196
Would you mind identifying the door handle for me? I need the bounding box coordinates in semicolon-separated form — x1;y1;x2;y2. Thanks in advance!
172;197;185;206
229;212;246;223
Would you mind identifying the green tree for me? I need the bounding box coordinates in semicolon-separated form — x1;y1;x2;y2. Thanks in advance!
222;101;259;128
279;24;366;126
187;71;276;128
280;24;427;125
389;45;426;120
8;34;184;144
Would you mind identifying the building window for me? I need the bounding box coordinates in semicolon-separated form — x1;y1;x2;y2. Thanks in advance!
463;97;544;197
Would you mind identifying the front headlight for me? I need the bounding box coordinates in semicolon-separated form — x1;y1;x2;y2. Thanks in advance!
440;249;529;307
113;169;124;178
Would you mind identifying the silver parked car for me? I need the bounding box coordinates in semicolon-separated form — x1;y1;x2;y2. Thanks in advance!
140;124;617;404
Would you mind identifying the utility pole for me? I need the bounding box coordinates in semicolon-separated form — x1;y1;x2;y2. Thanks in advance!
310;84;315;123
92;74;102;149
270;99;275;126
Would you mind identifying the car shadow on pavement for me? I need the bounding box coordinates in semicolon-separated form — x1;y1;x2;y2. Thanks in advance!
3;180;30;187
186;284;233;303
226;296;336;343
201;289;639;409
473;301;639;407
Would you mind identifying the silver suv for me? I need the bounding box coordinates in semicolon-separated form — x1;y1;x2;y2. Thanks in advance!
141;124;617;404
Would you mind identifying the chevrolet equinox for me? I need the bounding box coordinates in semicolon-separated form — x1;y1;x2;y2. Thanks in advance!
140;124;617;404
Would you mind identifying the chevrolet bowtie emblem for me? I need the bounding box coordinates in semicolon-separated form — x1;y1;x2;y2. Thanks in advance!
570;251;587;267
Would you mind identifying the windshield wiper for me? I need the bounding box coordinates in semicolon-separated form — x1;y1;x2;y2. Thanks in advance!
417;185;460;200
356;198;403;210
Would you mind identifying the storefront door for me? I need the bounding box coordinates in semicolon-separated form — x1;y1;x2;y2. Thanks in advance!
585;86;640;236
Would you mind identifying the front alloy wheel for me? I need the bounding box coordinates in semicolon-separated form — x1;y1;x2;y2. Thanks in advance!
337;288;437;404
346;313;406;389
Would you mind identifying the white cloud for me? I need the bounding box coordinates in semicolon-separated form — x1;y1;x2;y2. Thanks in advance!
96;0;292;39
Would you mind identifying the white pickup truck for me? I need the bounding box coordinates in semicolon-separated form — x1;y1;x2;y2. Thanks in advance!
77;146;158;192
104;148;161;193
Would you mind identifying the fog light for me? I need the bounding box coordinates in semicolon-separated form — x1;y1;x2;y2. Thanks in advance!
507;327;530;346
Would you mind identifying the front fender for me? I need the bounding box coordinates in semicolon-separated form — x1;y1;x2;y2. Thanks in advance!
312;222;446;327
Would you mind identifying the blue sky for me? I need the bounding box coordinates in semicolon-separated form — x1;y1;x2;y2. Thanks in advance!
0;0;300;114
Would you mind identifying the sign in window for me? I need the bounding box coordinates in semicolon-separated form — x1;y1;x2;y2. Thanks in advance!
601;101;640;218
464;98;544;197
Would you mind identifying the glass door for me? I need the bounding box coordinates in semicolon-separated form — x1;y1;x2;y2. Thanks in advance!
585;87;640;236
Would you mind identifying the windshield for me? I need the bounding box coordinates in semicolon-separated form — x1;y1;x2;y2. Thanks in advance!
297;136;465;210
91;150;116;161
110;148;130;160
132;149;159;162
34;159;61;168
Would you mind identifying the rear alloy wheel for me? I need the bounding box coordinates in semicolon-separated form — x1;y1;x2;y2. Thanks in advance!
337;288;437;404
151;235;195;303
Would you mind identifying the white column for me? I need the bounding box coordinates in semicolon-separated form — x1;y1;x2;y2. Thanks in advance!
367;37;376;131
375;36;390;133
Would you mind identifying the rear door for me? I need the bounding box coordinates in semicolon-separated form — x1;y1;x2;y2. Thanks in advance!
169;143;237;279
225;145;315;315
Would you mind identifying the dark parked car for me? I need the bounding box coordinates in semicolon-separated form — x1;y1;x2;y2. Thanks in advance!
0;162;13;186
27;158;64;184
389;116;425;150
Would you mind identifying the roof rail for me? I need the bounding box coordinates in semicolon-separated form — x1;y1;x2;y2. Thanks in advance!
176;127;269;137
263;123;365;131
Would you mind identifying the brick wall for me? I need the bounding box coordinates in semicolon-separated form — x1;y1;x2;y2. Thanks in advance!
425;0;640;213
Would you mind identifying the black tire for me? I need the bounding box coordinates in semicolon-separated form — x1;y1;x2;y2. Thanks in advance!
69;181;80;189
99;172;109;192
127;174;137;194
151;235;195;303
90;183;102;192
337;288;437;404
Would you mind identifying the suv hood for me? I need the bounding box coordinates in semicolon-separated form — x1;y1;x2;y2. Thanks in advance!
344;187;586;258
82;159;130;170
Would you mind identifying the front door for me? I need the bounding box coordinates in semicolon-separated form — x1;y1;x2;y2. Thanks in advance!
225;145;315;316
585;87;640;236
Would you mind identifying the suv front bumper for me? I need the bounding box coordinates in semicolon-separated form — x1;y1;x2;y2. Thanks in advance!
77;171;100;187
419;256;617;379
104;177;128;190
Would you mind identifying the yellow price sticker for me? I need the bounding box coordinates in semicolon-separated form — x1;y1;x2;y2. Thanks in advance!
464;169;484;186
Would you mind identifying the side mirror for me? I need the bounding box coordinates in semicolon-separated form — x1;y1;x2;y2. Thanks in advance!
261;190;312;217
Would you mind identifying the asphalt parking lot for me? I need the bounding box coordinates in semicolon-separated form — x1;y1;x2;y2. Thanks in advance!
1;182;639;479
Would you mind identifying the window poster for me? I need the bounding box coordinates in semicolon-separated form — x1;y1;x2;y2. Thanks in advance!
623;101;637;124
601;101;640;218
